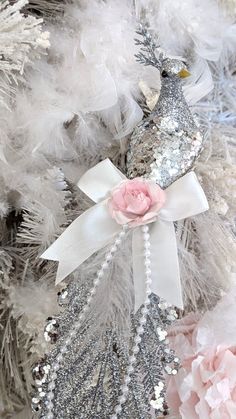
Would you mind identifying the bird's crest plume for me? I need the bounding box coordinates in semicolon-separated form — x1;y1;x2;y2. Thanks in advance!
134;25;164;70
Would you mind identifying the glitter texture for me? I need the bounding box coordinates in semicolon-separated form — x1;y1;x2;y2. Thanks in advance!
36;283;179;418
127;28;204;189
126;76;203;188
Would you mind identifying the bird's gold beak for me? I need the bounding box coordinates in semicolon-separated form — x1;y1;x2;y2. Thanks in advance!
178;68;191;78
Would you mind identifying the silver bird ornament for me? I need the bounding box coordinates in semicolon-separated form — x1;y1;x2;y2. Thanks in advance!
127;26;203;188
32;27;210;419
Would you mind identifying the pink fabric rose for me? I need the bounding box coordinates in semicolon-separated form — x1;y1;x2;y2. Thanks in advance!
166;289;236;419
108;177;166;227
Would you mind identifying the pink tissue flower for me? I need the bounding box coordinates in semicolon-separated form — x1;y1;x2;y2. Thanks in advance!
108;177;166;227
167;291;236;419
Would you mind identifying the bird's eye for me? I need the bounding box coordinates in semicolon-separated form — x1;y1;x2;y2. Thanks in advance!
161;70;169;78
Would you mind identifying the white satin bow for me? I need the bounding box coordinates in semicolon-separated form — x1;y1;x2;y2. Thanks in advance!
41;159;209;311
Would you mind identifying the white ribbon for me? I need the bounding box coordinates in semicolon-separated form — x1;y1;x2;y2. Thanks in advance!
41;159;209;311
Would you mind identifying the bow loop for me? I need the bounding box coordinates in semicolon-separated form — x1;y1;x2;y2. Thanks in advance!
78;159;126;203
159;171;209;222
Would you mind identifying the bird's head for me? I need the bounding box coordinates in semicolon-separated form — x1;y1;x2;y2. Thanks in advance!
135;26;191;81
160;58;191;81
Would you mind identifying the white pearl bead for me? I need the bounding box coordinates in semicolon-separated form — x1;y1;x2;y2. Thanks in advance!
83;305;89;313
115;405;122;413
129;355;136;363
145;268;152;275
53;363;60;371
93;280;100;289
122;386;129;400
142;225;149;233
119;230;126;237
137;326;144;334
60;346;67;354
141;307;148;315
47;392;54;401
87;296;92;304
102;261;108;270
90;288;96;295
133;346;140;354
119;395;126;404
144;259;151;267
124;376;131;385
46;414;54;419
134;336;141;344
51;372;57;380
145;287;152;296
127;365;134;373
48;382;55;390
145;285;152;294
140;317;147;325
93;279;100;288
56;354;63;362
47;401;54;409
144;241;151;249
144;249;151;257
97;271;104;278
145;278;151;286
65;338;71;345
106;253;113;261
111;245;117;253
115;238;121;245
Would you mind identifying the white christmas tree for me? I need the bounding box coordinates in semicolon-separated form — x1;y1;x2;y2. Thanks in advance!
0;0;236;418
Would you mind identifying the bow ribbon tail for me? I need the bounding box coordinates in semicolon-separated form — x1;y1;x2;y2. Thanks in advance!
150;219;183;308
132;220;184;312
41;201;121;285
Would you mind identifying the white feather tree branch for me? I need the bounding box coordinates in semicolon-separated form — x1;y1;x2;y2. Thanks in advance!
0;0;235;416
0;0;49;107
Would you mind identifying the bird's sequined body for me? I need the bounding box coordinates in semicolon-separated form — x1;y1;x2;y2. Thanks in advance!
127;60;203;189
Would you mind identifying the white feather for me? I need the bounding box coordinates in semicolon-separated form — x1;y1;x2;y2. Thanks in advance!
184;58;214;104
0;0;236;414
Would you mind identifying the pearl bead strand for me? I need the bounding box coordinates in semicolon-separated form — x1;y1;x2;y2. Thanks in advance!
111;224;152;419
44;225;128;419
